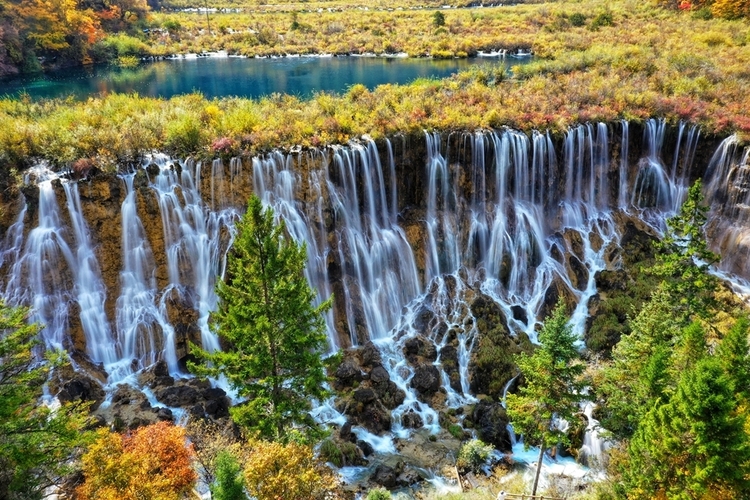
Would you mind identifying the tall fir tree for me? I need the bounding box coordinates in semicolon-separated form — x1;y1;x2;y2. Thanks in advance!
189;195;332;442
624;356;750;499
506;301;585;495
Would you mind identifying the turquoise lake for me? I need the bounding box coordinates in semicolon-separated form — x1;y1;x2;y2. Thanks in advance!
0;54;528;100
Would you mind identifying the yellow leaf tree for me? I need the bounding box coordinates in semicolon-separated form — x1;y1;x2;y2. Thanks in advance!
77;422;196;500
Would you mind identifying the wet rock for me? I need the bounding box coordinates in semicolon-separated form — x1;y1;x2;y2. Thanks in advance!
561;228;585;262
404;335;438;363
401;410;424;429
357;439;374;457
203;387;230;418
370;365;390;384
354;388;377;404
161;286;201;367
539;276;576;320
138;359;175;389
618;217;658;266
397;467;422;487
371;464;397;489
360;342;382;368
470;400;512;452
412;305;436;334
334;357;364;389
374;381;406;410
156;407;174;421
154;385;201;408
97;385;161;430
411;364;440;396
55;373;106;411
68;350;109;385
361;402;392;434
439;345;461;393
567;254;589;291
340;421;357;443
511;305;528;325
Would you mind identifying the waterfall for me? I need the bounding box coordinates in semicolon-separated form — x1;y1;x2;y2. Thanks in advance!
62;182;117;366
2;120;724;448
4;176;74;351
149;155;235;355
704;135;750;277
114;172;170;379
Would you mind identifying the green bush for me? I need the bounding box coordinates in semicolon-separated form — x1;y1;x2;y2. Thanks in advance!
366;487;392;500
570;12;587;26
590;11;614;30
448;424;465;440
319;439;344;467
165;115;205;156
100;34;151;57
212;450;246;500
456;439;494;473
432;11;446;27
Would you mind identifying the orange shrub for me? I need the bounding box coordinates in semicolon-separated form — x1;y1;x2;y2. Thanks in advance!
76;422;196;500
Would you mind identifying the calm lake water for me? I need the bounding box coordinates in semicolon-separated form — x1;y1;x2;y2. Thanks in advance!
0;54;527;100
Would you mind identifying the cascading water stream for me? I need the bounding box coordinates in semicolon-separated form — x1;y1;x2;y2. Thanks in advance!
5;175;74;351
1;119;727;479
62;182;118;366
114;172;170;379
148;155;236;357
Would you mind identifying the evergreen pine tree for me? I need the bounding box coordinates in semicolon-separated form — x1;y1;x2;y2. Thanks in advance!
625;356;750;498
189;195;332;442
506;301;584;495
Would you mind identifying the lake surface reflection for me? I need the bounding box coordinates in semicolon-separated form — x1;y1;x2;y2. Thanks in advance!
0;54;528;100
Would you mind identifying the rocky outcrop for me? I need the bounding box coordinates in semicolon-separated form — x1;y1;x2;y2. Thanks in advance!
468;400;512;452
139;360;230;420
333;348;405;435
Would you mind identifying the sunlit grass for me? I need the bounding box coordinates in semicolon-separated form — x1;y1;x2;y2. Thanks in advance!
1;0;749;175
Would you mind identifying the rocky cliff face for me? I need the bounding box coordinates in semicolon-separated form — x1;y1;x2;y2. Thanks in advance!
0;121;743;434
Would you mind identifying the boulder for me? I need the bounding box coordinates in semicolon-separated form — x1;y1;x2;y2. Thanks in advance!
370;365;390;384
357;439;374;457
154;385;201;408
354;388;377;404
411;364;440;396
439;345;461;393
361;402;392;434
340;420;357;443
56;373;106;411
470;400;512;452
334;357;363;389
360;342;382;368
371;464;397;489
401;410;424;429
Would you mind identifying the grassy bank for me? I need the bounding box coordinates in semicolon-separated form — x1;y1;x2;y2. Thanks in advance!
1;0;749;172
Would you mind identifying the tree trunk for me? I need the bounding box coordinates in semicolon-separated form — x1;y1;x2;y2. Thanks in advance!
532;438;544;497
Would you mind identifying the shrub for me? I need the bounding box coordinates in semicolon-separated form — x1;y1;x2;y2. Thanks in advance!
367;487;392;500
243;439;338;500
590;11;614;30
448;424;465;440
165;115;205;155
456;439;494;473
77;422;196;500
319;439;344;467
212;450;246;500
570;13;587;26
433;11;446;27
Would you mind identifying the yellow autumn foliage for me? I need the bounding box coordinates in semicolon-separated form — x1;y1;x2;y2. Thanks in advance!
243;439;339;500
